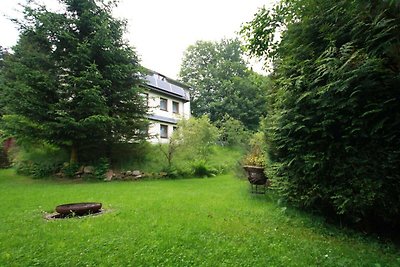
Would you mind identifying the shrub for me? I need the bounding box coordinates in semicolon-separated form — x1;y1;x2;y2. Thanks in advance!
242;132;267;167
174;116;219;161
243;0;400;228
92;158;109;180
62;162;80;178
216;115;250;147
155;116;220;177
10;142;68;178
191;159;218;177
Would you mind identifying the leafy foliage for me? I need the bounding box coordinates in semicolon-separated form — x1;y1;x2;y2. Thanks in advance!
242;132;267;167
243;0;400;228
61;162;80;178
215;114;250;147
92;157;110;180
1;0;147;163
155;116;220;178
0;46;8;117
10;142;68;178
190;159;218;177
179;39;270;130
173;116;219;161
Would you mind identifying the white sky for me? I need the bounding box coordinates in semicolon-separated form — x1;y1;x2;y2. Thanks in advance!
0;0;275;79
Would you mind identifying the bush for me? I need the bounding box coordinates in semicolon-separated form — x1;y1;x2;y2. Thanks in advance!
242;132;267;167
159;165;192;179
174;116;219;161
244;0;400;229
191;159;218;177
216;115;250;147
92;158;109;180
10;142;68;178
155;116;220;177
109;142;150;169
61;162;80;178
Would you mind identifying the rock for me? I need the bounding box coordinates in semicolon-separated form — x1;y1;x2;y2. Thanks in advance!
75;166;84;175
113;172;123;180
83;166;94;174
104;170;114;181
125;170;132;176
132;170;141;176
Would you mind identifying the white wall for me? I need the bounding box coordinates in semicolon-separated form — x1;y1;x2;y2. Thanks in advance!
147;90;190;119
146;90;190;143
148;122;176;144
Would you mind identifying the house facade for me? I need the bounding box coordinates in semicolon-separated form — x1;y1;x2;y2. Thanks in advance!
144;70;191;143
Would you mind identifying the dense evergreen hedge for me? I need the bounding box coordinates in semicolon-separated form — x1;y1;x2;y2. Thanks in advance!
243;1;400;228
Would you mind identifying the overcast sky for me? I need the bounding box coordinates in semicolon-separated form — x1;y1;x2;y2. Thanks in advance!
0;0;275;79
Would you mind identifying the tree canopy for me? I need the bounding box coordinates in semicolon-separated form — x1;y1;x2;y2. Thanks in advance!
179;39;270;130
1;0;147;163
0;46;8;117
242;0;400;228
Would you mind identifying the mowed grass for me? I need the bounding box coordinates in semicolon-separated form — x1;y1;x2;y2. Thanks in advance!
0;169;399;266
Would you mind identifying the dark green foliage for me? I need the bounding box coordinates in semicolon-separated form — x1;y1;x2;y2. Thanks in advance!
61;162;80;178
172;116;219;162
0;46;7;117
191;159;218;177
92;158;109;180
119;144;242;179
243;0;400;228
10;142;68;178
109;142;150;170
156;116;220;178
0;48;11;168
216;114;250;147
1;0;147;164
0;149;9;169
159;165;180;179
179;39;270;130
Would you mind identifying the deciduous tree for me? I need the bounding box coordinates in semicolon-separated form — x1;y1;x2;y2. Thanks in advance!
179;39;269;130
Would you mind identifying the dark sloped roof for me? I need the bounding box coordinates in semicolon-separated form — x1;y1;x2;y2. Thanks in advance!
148;114;179;124
144;70;190;102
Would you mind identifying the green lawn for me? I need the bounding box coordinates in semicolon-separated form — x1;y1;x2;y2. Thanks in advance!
0;169;398;266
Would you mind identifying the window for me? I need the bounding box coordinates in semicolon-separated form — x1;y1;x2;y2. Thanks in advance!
160;124;168;139
141;93;149;107
172;101;179;114
160;98;168;111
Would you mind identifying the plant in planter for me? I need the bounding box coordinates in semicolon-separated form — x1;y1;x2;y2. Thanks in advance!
242;132;268;193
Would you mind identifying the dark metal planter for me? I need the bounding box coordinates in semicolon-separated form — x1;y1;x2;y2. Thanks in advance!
243;166;268;194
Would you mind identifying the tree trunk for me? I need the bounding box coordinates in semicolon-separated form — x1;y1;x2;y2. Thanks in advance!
70;143;78;164
106;142;112;162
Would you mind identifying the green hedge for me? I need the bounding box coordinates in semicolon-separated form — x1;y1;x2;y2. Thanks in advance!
244;0;400;228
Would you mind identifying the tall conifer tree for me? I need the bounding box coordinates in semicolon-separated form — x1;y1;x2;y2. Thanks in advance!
1;0;147;163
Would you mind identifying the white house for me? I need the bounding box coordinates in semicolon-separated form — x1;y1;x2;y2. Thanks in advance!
143;70;191;143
